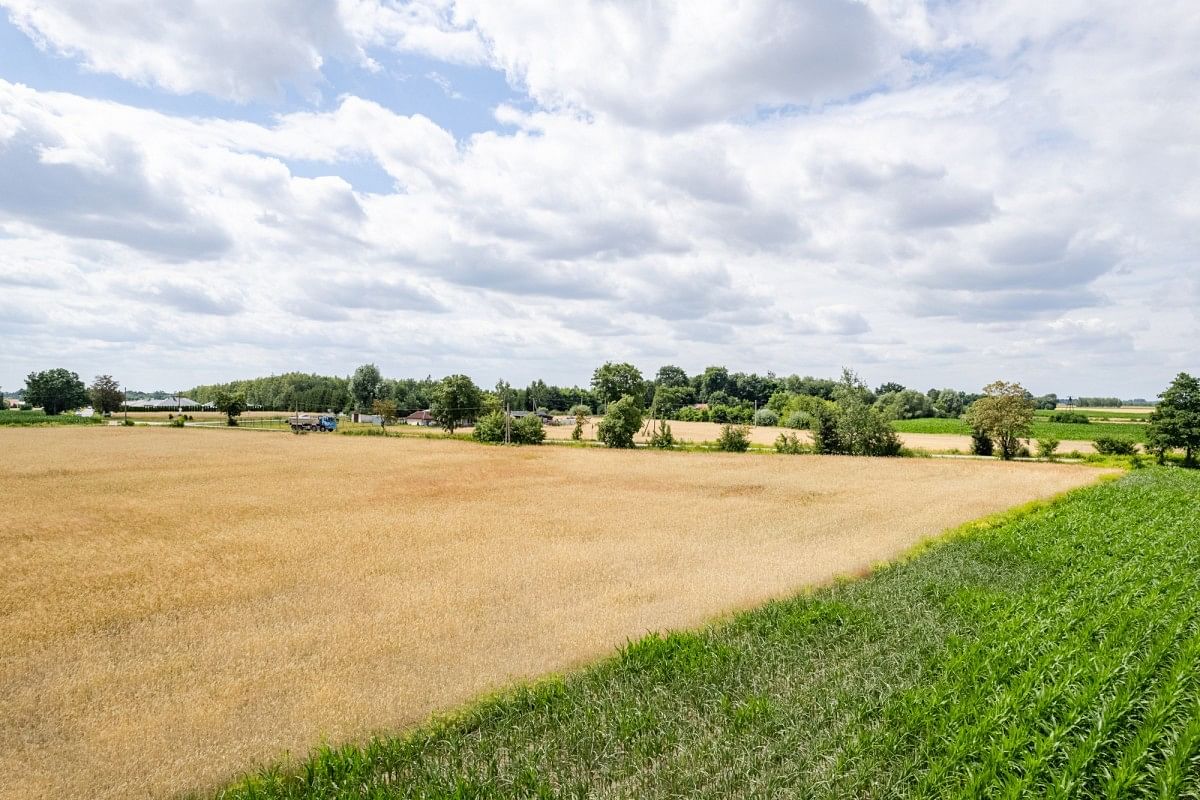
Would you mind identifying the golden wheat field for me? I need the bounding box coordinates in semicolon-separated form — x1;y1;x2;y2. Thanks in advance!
0;427;1108;800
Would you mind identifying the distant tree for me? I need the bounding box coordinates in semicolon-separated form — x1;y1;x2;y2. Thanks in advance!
716;424;751;452
651;384;693;416
654;365;690;388
753;408;779;426
431;374;481;434
1036;438;1060;460
350;364;384;412
596;395;643;448
970;428;994;456
571;407;588;441
24;368;88;415
512;414;546;445
1033;393;1059;411
647;418;675;448
89;375;124;415
874;389;934;421
698;366;730;400
965;380;1035;459
214;390;246;426
876;381;906;396
592;362;644;406
371;398;398;432
568;403;592;418
473;411;507;443
1147;372;1200;465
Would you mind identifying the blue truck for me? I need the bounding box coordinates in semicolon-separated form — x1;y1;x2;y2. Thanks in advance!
287;414;337;432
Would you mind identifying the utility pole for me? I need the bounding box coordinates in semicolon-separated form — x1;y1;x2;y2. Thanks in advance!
123;386;128;423
504;403;511;445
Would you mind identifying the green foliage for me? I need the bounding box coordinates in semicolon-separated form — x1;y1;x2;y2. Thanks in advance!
716;424;751;452
567;404;592;418
472;411;506;443
1147;372;1200;465
1035;438;1060;459
752;408;779;426
571;410;586;441
808;370;901;456
970;429;994;456
596;395;643;448
964;380;1035;459
651;384;694;416
24;368;88;415
773;432;808;454
654;365;690;388
168;416;186;428
592;362;645;406
350;364;384;412
371;399;398;429
1049;411;1090;424
189;372;352;413
647;418;675;449
89;374;124;415
0;409;102;426
874;389;934;421
512;414;546;445
783;411;812;430
122;418;135;426
709;404;753;424
1094;436;1138;456
214;390;247;426
431;374;482;434
218;470;1200;800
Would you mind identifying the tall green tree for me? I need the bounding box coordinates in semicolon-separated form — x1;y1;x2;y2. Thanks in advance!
596;395;644;448
654;365;689;388
965;380;1035;459
1147;372;1200;465
372;398;398;432
214;390;246;426
350;364;384;412
431;374;481;434
89;375;125;415
24;368;88;415
592;362;644;406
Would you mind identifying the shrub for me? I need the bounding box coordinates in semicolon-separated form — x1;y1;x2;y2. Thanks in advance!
810;405;843;455
472;411;507;443
20;403;32;411
567;404;591;418
1036;438;1060;459
783;411;812;429
512;414;545;445
168;417;185;428
753;408;779;427
774;432;807;454
647;419;675;449
1016;444;1032;458
716;424;751;452
971;428;994;456
1049;411;1090;424
122;418;135;426
597;395;643;448
1094;436;1137;456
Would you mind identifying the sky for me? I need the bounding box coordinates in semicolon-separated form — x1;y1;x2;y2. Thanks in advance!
0;1;1197;398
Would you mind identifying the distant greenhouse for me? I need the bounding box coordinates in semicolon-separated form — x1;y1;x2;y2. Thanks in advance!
125;396;215;411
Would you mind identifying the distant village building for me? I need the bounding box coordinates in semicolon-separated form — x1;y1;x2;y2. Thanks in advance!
405;409;436;426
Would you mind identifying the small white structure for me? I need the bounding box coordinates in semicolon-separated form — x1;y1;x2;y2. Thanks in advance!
405;409;436;426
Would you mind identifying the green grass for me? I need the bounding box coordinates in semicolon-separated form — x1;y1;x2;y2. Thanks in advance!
216;468;1200;799
0;409;103;426
1034;409;1153;422
893;416;1147;443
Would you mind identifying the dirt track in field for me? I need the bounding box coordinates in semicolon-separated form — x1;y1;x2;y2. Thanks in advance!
0;428;1107;799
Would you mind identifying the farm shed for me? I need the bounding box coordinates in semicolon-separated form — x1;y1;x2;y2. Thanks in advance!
405;410;436;426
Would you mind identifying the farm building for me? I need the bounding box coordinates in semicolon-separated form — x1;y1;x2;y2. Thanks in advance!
405;410;436;426
127;396;214;411
509;410;554;422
